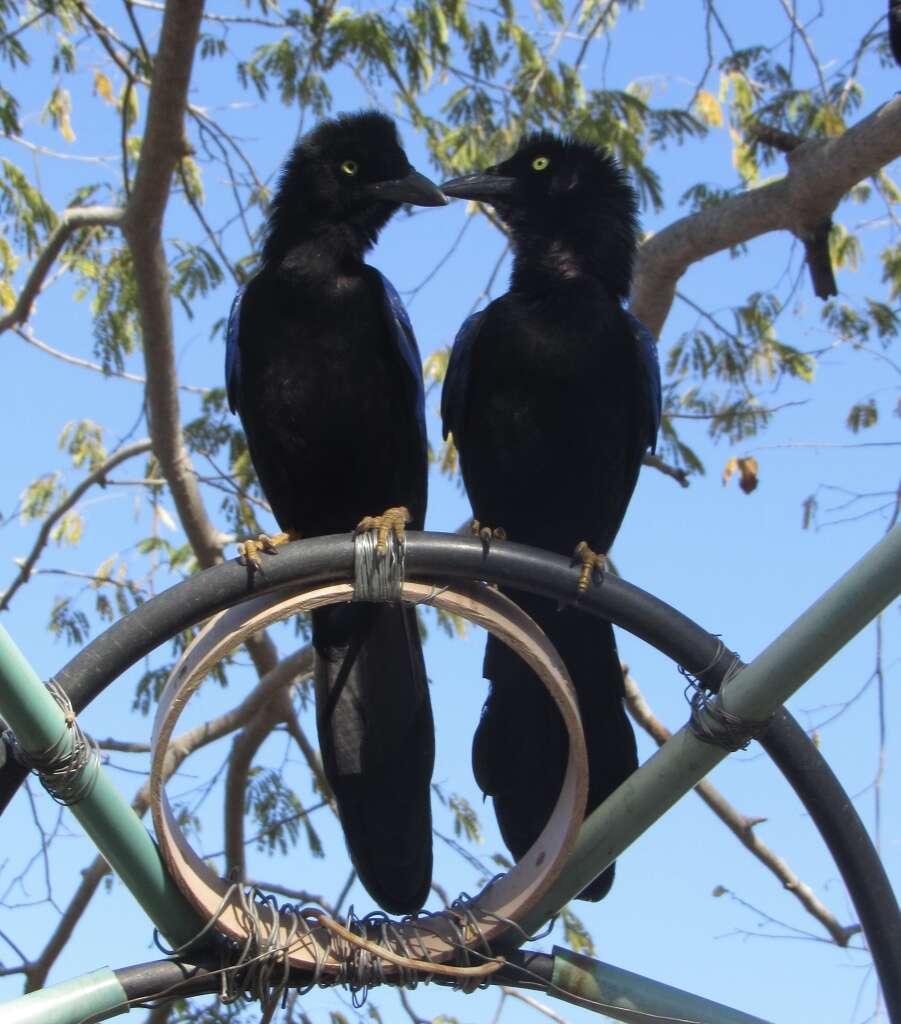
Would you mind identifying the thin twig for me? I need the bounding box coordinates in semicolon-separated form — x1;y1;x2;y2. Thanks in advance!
1;440;153;613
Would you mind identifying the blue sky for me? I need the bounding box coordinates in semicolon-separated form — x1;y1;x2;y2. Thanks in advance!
0;2;899;1022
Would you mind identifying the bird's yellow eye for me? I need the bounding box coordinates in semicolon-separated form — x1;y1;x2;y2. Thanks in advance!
341;160;359;176
532;156;550;171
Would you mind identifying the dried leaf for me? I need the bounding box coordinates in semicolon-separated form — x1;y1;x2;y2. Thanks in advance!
723;455;759;493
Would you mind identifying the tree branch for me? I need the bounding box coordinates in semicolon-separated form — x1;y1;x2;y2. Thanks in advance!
0;440;153;613
12;325;208;393
0;207;124;336
632;95;901;334
120;0;221;570
223;690;292;878
623;673;860;947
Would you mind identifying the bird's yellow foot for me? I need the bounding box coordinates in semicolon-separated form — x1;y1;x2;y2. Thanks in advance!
237;530;300;569
573;541;607;593
355;506;411;555
470;520;507;545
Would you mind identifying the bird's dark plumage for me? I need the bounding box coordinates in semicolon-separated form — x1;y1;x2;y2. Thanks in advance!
890;0;901;67
227;111;445;913
441;133;661;900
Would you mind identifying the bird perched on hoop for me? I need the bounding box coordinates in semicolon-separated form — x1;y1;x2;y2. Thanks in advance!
226;111;446;913
441;133;661;900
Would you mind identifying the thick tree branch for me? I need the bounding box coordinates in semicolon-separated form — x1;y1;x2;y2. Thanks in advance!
0;440;153;613
223;690;293;878
632;95;901;335
120;0;221;569
623;673;860;947
0;207;124;336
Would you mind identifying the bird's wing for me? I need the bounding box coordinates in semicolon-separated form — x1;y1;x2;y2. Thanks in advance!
376;272;427;454
225;286;245;415
440;311;483;447
626;311;662;453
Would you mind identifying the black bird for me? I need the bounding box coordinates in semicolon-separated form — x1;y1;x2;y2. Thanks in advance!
440;134;661;900
226;112;446;914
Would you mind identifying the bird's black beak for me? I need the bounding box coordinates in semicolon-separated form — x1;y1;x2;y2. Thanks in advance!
366;169;448;207
440;171;517;203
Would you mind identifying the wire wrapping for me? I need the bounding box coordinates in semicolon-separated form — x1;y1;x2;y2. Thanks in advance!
681;645;768;751
353;527;405;602
151;881;504;1015
5;679;100;804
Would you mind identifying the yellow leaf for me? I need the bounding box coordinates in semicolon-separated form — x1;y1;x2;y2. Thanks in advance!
694;89;722;128
722;456;738;486
0;279;15;312
60;110;75;142
93;69;115;105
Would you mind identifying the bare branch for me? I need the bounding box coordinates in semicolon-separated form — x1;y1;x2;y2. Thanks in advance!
13;325;209;393
503;987;574;1024
223;690;293;878
642;452;690;487
633;96;901;335
0;440;153;613
623;673;860;947
0;207;124;336
121;0;222;570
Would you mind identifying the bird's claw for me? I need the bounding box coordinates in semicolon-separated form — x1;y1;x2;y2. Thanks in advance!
355;506;411;555
573;541;606;593
237;530;299;569
470;520;507;547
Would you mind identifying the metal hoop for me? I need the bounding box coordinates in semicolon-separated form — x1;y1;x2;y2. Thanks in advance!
149;579;589;976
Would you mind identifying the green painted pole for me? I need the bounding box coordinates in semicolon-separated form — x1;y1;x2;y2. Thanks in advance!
550;947;772;1024
0;968;128;1024
521;525;901;933
0;625;199;949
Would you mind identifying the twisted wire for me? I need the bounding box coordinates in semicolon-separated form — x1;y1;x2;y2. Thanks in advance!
152;881;507;1013
7;679;100;805
681;644;769;751
353;528;405;602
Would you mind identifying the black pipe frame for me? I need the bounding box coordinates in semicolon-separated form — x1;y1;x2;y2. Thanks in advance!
1;533;898;1018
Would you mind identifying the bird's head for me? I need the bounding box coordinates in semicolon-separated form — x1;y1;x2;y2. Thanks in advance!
264;111;446;261
442;133;638;298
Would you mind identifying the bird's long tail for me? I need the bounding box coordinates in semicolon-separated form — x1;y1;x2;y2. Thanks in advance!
472;589;637;901
313;602;434;914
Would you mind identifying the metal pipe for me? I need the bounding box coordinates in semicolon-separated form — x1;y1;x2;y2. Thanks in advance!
549;946;772;1024
516;525;901;937
0;949;775;1024
0;968;127;1024
0;626;200;949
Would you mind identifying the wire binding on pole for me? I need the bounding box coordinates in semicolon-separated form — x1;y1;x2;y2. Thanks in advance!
6;679;100;805
353;528;404;602
683;653;769;751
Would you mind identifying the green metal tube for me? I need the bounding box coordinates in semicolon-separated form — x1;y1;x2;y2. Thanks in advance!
0;625;199;948
521;525;901;932
550;947;772;1024
0;968;128;1024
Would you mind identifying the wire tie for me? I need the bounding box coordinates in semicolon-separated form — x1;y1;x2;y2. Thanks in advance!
353;527;405;603
9;679;101;805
